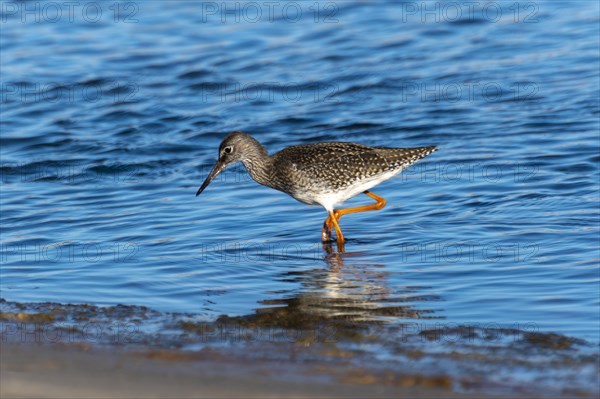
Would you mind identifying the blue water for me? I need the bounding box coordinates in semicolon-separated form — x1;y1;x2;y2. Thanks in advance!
1;1;599;342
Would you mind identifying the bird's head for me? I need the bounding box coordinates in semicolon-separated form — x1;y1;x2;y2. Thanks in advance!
196;131;260;196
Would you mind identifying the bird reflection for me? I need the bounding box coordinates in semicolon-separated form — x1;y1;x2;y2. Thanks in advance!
222;245;440;331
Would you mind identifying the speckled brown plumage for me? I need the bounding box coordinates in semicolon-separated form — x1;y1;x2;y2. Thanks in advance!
268;142;437;201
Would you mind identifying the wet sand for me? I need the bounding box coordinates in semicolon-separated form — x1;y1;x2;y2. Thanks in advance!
2;342;496;399
1;299;597;398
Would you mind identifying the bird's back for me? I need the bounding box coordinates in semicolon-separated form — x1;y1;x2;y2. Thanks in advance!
269;142;436;199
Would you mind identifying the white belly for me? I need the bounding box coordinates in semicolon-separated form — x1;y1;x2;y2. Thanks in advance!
309;169;400;212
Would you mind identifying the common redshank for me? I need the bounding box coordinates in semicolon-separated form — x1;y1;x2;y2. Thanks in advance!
196;131;437;251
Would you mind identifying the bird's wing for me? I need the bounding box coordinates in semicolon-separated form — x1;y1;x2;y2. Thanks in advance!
272;143;396;191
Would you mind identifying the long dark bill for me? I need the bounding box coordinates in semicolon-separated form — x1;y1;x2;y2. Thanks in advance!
196;160;226;196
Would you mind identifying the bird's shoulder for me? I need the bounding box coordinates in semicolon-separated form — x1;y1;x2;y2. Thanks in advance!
272;142;378;170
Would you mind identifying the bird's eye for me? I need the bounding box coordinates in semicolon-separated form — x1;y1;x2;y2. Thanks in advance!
224;146;233;154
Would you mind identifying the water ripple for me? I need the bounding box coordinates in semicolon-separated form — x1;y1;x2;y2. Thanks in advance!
1;1;598;346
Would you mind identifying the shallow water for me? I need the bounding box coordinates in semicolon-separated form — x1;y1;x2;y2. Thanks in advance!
1;0;599;347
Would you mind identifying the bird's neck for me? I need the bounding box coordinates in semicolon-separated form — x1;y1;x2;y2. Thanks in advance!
241;141;273;187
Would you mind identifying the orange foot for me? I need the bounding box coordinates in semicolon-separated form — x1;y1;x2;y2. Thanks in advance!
320;190;386;252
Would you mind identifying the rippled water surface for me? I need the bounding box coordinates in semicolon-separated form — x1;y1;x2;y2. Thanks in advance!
1;1;599;343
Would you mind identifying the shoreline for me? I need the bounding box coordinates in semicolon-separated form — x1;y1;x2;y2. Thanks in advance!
1;342;534;399
1;299;598;398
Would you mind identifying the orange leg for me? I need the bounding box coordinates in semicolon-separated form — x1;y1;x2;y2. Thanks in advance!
328;210;345;251
321;191;387;246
